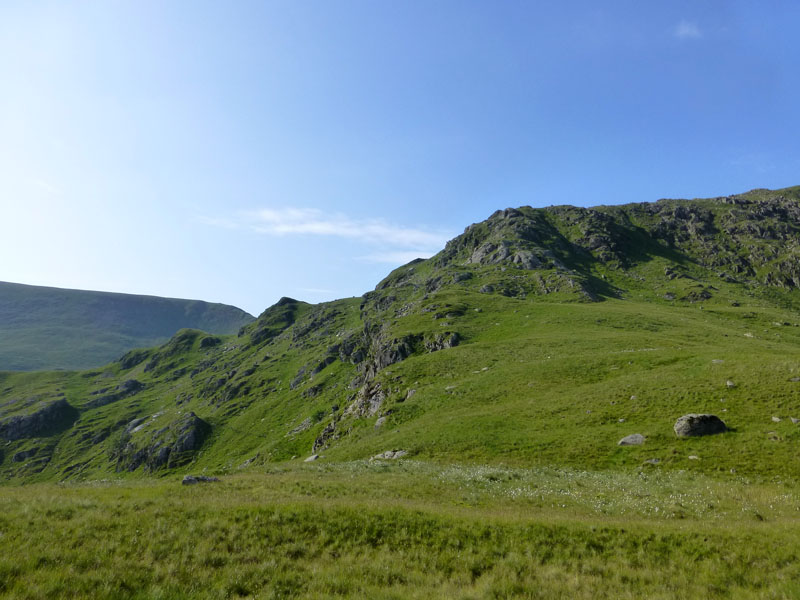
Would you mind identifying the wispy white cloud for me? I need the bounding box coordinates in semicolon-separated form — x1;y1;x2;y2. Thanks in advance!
245;207;449;248
674;20;702;40
202;207;453;266
31;179;61;195
296;286;337;295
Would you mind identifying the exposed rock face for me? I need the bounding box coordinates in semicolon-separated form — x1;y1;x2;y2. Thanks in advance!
86;379;144;409
312;421;337;454
423;190;800;302
0;399;77;440
674;414;727;437
424;332;460;352
118;349;149;370
199;335;221;348
115;412;211;472
125;417;147;433
12;447;39;462
344;383;386;418
287;418;312;436
618;433;646;446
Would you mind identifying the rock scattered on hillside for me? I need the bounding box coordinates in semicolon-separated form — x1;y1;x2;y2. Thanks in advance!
726;380;736;389
674;414;727;437
372;450;408;460
304;454;320;462
287;418;312;436
618;433;645;446
182;475;219;485
772;416;782;423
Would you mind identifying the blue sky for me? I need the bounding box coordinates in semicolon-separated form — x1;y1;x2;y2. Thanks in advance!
1;1;798;315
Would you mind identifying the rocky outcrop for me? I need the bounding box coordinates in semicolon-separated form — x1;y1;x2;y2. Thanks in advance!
424;332;460;352
85;379;144;409
674;414;727;437
287;417;312;436
199;335;221;348
344;383;386;418
312;421;337;454
247;297;304;347
118;349;150;370
12;447;39;462
114;412;211;472
0;399;77;440
426;189;800;300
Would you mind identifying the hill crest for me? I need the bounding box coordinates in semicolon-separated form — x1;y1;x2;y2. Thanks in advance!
0;281;255;371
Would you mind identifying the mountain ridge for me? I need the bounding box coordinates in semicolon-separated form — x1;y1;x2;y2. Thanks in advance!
2;185;800;483
0;281;255;371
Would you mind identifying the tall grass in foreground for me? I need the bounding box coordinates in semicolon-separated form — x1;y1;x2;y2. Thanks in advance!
3;461;800;599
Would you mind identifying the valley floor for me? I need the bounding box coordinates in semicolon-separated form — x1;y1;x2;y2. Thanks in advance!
4;460;800;599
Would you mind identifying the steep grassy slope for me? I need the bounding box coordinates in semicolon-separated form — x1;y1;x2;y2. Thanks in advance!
2;185;800;483
0;281;254;371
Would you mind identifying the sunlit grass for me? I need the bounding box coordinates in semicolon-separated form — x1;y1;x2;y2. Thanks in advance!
3;461;800;598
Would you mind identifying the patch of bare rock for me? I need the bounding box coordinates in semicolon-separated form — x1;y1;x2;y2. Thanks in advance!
371;450;408;460
182;475;220;485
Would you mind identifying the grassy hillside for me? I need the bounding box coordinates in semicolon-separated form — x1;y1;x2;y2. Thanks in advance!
0;282;255;371
3;186;800;597
3;185;799;481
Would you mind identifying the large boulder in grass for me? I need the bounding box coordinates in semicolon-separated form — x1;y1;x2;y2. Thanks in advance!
674;414;727;437
618;433;646;446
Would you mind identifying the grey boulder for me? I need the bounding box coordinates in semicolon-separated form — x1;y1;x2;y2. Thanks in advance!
674;414;727;437
618;433;646;446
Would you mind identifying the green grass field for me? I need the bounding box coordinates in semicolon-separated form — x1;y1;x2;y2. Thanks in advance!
4;462;800;599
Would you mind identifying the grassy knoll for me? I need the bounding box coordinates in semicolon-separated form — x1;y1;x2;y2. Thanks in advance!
3;461;800;599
